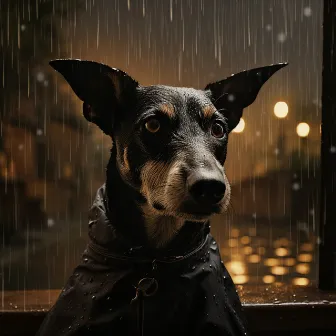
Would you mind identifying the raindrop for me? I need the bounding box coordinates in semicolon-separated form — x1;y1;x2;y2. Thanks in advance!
47;218;55;228
228;94;235;102
265;24;272;31
330;146;336;153
303;7;312;17
292;182;301;191
277;32;287;43
36;72;45;82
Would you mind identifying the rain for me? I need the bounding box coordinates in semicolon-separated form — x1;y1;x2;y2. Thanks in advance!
0;0;324;312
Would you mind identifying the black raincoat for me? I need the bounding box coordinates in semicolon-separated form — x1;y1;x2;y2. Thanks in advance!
36;185;249;336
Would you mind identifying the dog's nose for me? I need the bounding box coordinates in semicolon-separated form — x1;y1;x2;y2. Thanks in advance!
187;172;226;205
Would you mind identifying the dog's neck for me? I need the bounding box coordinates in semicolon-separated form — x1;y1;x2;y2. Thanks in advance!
105;152;188;249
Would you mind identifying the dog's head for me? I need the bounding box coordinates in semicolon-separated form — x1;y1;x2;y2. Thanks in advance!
50;60;287;223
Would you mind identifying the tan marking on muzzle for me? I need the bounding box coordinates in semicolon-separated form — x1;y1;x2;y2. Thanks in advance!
159;103;175;118
140;161;171;200
202;105;216;119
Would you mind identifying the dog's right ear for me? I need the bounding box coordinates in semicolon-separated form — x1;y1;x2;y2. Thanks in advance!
49;59;139;135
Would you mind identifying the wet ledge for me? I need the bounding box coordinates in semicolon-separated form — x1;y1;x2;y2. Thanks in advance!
0;285;336;336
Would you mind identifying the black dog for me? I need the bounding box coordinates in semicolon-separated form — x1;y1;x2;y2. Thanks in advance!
36;59;287;336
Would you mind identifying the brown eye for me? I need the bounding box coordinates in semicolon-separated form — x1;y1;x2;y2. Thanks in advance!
145;118;160;133
211;121;225;138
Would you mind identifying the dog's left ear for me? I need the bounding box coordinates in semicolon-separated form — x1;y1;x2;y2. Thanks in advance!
205;63;288;132
49;59;139;135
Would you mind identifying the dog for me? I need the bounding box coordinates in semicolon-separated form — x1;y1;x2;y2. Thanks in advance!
36;59;287;336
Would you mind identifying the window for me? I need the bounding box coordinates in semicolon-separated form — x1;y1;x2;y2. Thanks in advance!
1;0;335;335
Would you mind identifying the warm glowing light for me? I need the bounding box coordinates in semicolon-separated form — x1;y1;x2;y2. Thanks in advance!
296;122;310;137
296;263;310;275
232;118;245;133
248;254;261;263
228;238;238;248
264;258;280;267
284;258;296;267
263;275;275;284
243;246;253;255
275;247;290;257
241;236;251;245
274;101;288;118
231;228;240;238
227;261;246;275
257;247;266;255
271;266;288;275
297;253;313;263
232;275;249;284
292;277;309;286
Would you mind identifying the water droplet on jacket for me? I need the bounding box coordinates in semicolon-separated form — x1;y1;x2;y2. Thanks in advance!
209;264;212;268
107;297;111;300
202;267;205;271
68;326;72;330
84;258;89;263
81;316;84;320
191;265;196;270
89;277;93;283
213;294;216;299
92;295;96;300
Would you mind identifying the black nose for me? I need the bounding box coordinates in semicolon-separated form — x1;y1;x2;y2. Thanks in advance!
187;173;226;206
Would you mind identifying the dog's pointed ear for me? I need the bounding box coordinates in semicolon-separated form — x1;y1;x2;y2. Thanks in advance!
205;63;288;132
49;59;139;135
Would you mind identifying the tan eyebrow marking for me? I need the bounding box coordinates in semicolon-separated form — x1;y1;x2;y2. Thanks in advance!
202;105;216;119
159;103;175;118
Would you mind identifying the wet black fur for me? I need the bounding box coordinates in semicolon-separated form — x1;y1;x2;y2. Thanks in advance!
49;59;288;249
41;59;288;335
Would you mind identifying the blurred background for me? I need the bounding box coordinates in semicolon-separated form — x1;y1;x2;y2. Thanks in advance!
0;0;322;291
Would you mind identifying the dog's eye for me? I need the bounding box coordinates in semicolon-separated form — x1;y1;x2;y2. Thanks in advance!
145;118;160;133
211;121;225;138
